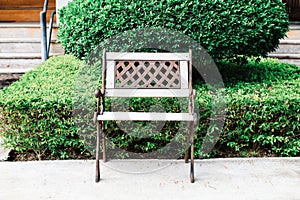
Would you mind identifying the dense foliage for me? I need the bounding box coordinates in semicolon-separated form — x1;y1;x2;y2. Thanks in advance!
0;55;89;160
0;56;299;160
58;0;289;60
213;59;300;157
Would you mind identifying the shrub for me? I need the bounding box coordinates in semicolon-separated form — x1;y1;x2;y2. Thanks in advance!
58;0;289;60
208;59;300;157
218;58;300;86
0;57;299;159
0;55;89;160
216;78;300;157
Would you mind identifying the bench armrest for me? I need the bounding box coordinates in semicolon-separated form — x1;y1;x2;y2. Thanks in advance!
95;88;105;112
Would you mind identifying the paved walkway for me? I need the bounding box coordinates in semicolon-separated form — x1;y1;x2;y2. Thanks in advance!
0;158;300;200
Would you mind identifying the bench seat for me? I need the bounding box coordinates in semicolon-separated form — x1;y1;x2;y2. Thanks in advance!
97;112;196;121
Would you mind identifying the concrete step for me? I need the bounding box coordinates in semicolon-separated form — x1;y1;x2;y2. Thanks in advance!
269;26;300;66
0;53;42;59
0;52;62;59
0;53;62;73
0;23;59;39
0;59;40;72
277;59;300;66
273;40;300;54
0;38;64;54
286;26;300;40
268;53;300;59
0;22;64;74
268;53;300;67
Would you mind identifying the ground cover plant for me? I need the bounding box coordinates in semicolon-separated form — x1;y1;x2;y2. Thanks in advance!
0;55;299;160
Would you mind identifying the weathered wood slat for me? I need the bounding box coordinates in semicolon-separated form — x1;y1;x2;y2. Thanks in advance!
106;52;189;61
106;61;115;88
97;112;195;121
105;88;190;97
180;60;189;89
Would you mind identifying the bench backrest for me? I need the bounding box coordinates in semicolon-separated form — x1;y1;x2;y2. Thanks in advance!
103;51;192;98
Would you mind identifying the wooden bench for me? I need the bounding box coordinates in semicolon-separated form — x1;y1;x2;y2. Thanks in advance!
94;50;197;183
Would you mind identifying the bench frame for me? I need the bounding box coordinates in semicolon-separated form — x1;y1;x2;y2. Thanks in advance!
94;49;197;183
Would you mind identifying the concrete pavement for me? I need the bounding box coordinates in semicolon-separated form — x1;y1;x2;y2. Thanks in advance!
0;158;300;200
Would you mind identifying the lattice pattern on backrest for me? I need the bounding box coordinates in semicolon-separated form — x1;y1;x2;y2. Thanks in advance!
115;60;180;88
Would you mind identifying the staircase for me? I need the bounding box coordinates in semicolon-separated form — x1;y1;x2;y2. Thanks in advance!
0;0;64;88
0;23;64;73
0;22;64;89
269;25;300;66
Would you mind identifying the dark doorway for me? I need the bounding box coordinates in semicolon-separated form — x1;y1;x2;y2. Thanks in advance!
284;0;300;22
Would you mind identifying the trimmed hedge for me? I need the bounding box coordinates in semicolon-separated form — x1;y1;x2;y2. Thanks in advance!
220;78;300;157
58;0;289;60
0;56;299;160
213;59;300;157
0;55;89;160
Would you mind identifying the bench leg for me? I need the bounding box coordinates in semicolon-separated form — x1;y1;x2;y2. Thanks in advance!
190;121;195;183
95;121;101;183
185;121;195;183
184;121;192;163
184;147;189;163
102;121;107;163
190;136;195;183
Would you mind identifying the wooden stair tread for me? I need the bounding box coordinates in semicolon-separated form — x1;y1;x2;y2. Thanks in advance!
0;10;56;22
0;0;55;7
0;6;56;10
0;0;56;22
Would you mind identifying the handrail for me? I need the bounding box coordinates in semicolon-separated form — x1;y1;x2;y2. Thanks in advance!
40;0;56;61
42;0;49;13
47;10;56;57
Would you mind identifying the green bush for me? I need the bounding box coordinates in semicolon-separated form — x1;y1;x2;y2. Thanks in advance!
216;77;300;157
58;0;289;60
217;66;300;156
0;56;299;160
207;59;300;157
0;55;89;160
218;58;300;86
